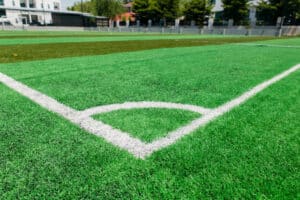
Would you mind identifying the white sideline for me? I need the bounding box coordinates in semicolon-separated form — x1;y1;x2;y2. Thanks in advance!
0;63;299;159
235;43;300;49
144;64;300;156
0;72;148;157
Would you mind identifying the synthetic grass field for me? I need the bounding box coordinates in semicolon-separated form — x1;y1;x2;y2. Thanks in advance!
0;31;299;199
0;34;242;45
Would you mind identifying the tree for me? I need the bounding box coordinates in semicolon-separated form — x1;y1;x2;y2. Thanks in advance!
92;0;124;19
257;0;300;25
67;1;93;13
157;0;180;26
133;0;161;24
133;0;180;26
222;0;248;25
183;0;212;26
68;0;125;21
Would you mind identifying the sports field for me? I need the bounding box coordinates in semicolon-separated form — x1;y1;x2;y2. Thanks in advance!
0;31;299;199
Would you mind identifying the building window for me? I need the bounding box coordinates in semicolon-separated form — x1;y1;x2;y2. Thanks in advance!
48;4;50;9
0;9;5;16
21;14;29;24
0;0;3;6
54;2;60;10
20;0;26;7
29;0;36;8
12;0;16;6
41;3;43;9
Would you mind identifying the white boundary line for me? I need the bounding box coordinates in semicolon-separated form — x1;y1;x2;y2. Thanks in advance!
0;63;299;159
0;72;148;157
235;43;300;49
144;64;300;156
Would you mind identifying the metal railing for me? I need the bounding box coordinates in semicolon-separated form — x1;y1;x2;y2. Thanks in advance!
1;25;299;36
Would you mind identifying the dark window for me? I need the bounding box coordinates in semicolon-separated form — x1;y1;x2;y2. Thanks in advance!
29;0;36;8
20;0;26;7
54;2;60;10
0;9;5;16
21;14;29;24
0;0;4;6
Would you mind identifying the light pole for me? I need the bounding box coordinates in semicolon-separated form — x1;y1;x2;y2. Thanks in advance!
81;0;84;27
1;16;5;30
278;16;285;37
42;0;46;26
280;16;285;28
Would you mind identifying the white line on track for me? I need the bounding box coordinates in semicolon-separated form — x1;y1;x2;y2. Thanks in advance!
235;43;300;48
0;63;299;159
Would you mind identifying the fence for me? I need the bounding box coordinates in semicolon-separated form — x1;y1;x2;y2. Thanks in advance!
1;25;299;36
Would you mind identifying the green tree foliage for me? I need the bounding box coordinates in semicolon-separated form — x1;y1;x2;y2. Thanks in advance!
222;0;248;25
257;0;300;25
133;0;180;25
133;0;162;24
67;1;93;13
69;0;124;19
93;0;124;19
157;0;180;25
183;0;212;26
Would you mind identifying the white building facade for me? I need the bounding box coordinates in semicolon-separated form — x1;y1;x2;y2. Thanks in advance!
0;0;61;25
212;0;259;24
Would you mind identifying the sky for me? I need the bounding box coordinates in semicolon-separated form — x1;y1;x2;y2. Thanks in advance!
61;0;81;10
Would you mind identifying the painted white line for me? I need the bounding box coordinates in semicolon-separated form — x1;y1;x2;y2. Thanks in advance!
79;101;211;118
143;63;300;157
0;63;299;159
0;72;148;158
235;43;300;49
0;72;79;120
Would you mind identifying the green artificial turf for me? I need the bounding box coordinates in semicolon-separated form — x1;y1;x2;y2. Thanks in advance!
0;34;163;39
0;37;299;199
0;30;159;37
256;37;300;46
0;34;241;45
1;41;299;110
0;37;274;63
0;66;299;199
94;108;200;142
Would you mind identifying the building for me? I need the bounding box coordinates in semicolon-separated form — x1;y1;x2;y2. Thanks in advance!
0;0;62;25
211;0;259;25
114;2;135;27
0;0;109;27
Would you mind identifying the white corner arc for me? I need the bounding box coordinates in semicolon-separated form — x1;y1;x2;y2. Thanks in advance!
0;63;299;159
